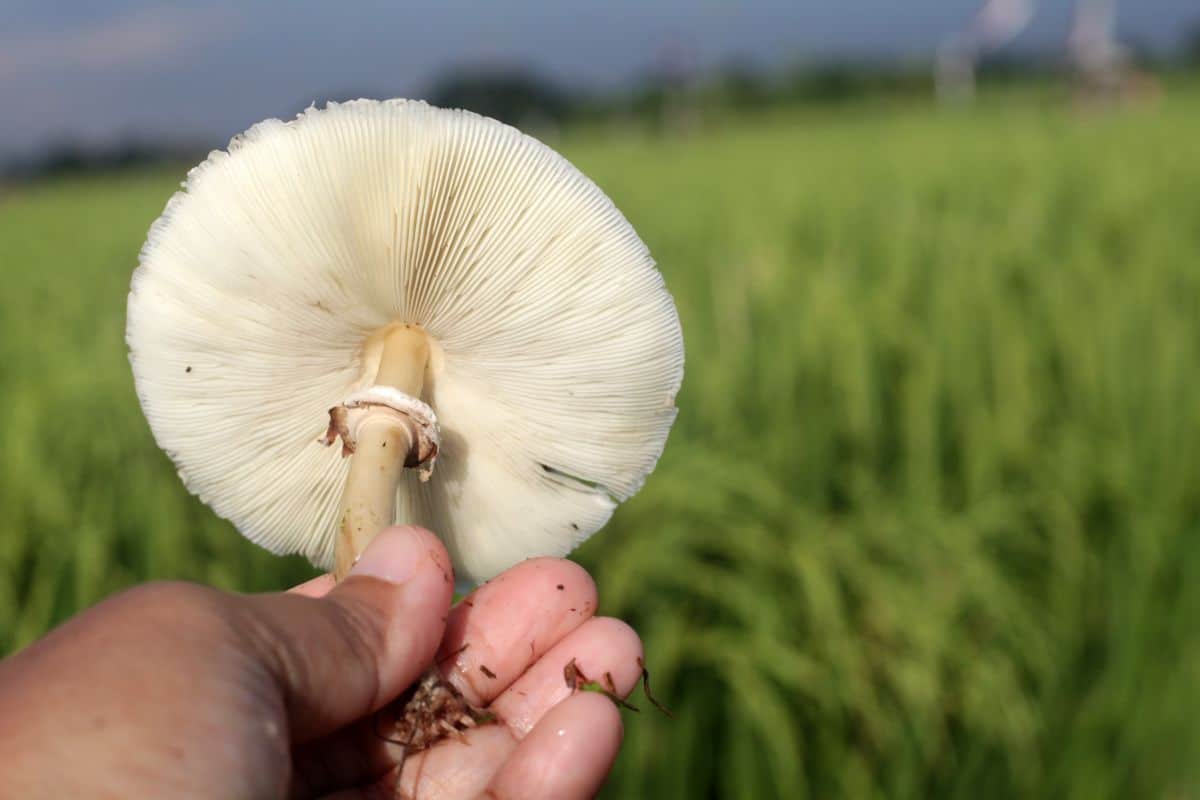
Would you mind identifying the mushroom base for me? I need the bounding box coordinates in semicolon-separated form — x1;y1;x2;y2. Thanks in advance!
376;668;499;758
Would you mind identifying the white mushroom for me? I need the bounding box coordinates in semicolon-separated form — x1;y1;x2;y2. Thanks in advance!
127;99;683;586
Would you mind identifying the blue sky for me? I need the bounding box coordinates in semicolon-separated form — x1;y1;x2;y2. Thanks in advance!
2;1;1197;159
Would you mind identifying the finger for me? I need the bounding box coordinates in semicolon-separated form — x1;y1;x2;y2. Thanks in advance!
393;723;516;799
238;526;454;743
437;558;596;706
492;617;643;737
485;692;623;800
288;574;335;598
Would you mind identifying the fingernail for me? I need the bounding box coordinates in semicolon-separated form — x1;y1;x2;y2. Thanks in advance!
349;526;423;584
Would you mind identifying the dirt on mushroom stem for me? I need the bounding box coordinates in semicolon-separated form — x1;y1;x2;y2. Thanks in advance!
375;669;498;759
375;650;670;770
367;605;669;762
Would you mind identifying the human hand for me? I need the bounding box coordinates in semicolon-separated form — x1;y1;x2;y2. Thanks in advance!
0;526;644;798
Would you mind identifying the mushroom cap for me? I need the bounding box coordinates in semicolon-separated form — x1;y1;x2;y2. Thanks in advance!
127;99;684;585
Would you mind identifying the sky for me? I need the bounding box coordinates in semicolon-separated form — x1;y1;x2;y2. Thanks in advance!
2;1;1197;161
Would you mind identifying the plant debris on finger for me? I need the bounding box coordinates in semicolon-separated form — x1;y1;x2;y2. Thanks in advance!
637;656;674;719
563;657;641;712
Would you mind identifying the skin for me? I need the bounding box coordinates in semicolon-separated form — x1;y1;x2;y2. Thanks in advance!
0;526;643;799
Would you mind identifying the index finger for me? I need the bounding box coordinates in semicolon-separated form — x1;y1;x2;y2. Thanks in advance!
437;558;597;706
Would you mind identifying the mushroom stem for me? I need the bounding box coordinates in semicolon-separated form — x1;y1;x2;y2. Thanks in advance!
374;324;430;395
334;325;430;579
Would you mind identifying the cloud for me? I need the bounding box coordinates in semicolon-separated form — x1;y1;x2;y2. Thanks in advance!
0;5;238;77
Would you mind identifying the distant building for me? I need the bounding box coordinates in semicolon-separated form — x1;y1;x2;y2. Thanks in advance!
937;0;1132;102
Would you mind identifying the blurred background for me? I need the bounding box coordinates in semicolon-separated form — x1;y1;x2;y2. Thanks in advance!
3;1;1200;797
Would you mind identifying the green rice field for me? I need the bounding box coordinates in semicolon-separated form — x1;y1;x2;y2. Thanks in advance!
2;86;1200;797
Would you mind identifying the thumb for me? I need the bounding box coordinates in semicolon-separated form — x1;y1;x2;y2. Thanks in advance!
237;526;455;744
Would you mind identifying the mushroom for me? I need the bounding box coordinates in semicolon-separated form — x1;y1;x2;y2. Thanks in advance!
126;99;683;587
